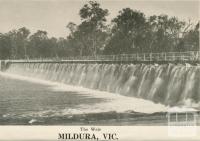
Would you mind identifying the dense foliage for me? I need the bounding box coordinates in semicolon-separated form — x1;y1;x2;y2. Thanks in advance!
0;1;199;59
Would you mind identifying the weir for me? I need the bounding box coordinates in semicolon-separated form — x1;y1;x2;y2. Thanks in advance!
2;62;200;106
1;51;200;106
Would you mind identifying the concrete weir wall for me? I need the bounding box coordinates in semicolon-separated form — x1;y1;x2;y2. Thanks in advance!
0;60;9;71
0;60;3;71
2;59;200;106
4;61;200;106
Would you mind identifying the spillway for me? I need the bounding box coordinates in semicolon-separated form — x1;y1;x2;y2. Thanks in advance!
4;62;200;106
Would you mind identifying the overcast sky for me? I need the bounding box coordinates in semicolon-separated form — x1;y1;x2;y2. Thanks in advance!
0;0;199;37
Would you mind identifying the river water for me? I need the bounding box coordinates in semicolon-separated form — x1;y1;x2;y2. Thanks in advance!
0;72;167;125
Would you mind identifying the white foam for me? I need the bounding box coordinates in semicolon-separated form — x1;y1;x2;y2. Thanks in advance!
0;72;168;114
28;119;37;124
168;106;197;113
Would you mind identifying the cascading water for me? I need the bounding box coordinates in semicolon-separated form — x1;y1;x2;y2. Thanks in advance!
5;63;200;106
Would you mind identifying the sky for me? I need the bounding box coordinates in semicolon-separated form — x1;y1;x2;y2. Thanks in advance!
0;0;199;38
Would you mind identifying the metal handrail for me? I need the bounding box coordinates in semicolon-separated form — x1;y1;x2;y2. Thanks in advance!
8;51;200;62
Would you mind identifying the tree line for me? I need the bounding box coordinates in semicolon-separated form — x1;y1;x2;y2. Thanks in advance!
0;1;199;59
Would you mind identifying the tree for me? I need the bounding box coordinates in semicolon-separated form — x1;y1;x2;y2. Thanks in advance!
17;27;30;58
28;30;49;58
182;22;199;51
0;33;12;59
153;15;186;52
56;37;72;57
66;22;77;34
5;27;30;59
104;8;146;54
67;1;109;56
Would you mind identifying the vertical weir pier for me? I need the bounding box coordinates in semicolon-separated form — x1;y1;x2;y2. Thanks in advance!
0;60;3;71
0;60;9;71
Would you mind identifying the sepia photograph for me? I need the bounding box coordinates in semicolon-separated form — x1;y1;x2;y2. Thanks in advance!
0;0;199;140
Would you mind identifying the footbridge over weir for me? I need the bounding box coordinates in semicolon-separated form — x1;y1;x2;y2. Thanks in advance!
1;51;200;70
1;51;200;106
